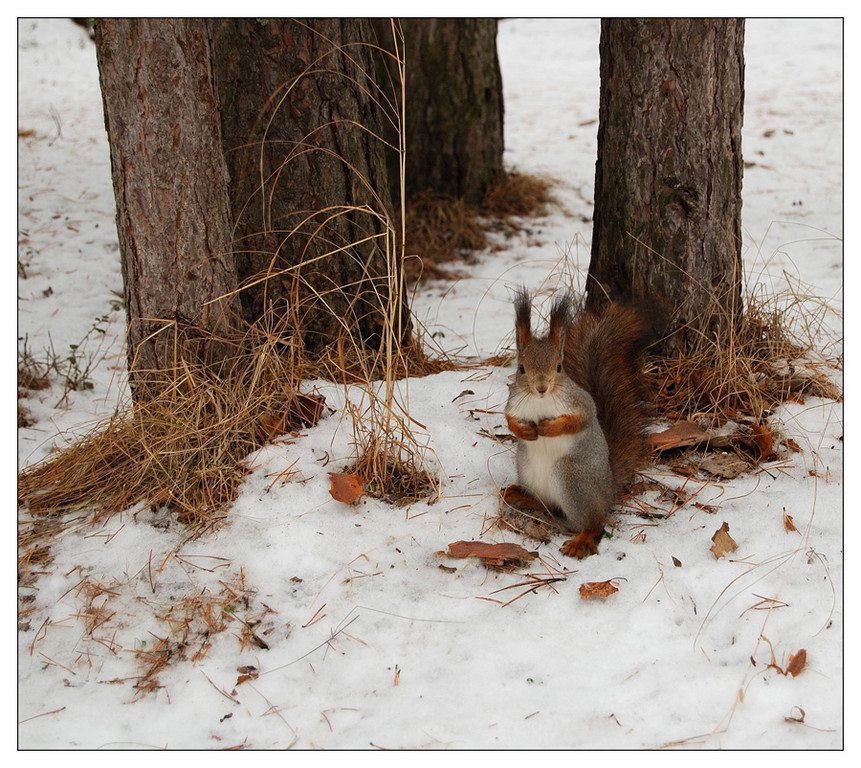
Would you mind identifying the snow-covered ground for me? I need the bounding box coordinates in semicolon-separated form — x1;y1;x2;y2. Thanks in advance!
17;19;843;750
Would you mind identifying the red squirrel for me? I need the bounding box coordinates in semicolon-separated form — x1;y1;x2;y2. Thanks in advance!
503;289;648;558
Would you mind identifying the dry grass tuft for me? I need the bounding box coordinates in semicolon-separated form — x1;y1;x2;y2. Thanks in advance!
481;170;555;218
644;278;842;428
18;325;324;531
404;171;555;282
345;392;439;505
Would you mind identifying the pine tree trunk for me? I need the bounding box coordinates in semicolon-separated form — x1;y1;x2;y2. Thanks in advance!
207;18;407;354
375;18;505;205
588;18;745;351
94;19;241;395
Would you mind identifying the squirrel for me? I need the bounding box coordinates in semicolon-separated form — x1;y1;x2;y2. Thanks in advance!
502;289;648;558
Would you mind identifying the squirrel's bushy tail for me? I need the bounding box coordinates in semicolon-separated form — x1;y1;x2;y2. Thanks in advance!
564;303;649;494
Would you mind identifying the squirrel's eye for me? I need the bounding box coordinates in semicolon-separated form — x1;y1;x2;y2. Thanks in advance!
519;364;525;375
556;363;562;373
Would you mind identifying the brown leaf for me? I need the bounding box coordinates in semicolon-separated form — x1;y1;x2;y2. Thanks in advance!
672;556;682;567
786;649;807;677
255;412;287;443
649;421;710;452
254;393;326;442
235;665;259;686
446;540;536;567
579;579;619;600
289;393;326;429
783;511;798;533
710;521;738;559
699;453;750;479
752;422;775;460
329;472;364;505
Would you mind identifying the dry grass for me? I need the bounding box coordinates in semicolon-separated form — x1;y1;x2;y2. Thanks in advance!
17;324;325;531
644;277;842;428
404;171;555;283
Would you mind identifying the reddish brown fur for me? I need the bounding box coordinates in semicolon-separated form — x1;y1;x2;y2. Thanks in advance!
560;529;602;559
535;411;586;438
563;304;649;495
506;413;539;441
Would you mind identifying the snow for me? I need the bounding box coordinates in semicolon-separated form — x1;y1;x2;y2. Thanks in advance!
17;18;843;750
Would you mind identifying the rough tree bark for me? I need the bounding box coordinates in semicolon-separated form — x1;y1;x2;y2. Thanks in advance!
94;19;242;394
373;18;505;206
588;18;745;351
207;18;407;354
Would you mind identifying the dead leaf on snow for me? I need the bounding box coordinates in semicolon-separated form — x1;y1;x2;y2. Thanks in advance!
786;648;807;677
784;706;806;724
236;665;259;686
579;579;620;600
445;540;537;568
329;472;364;505
710;521;738;559
783;510;798;533
699;453;750;479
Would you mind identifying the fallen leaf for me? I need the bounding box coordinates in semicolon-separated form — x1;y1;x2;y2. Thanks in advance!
699;453;750;479
235;665;259;686
783;511;798;533
290;392;326;429
253;393;326;442
784;706;806;724
710;522;738;559
649;421;710;451
329;472;364;505
672;556;682;567
786;648;807;677
446;540;536;567
579;579;619;600
752;422;775;460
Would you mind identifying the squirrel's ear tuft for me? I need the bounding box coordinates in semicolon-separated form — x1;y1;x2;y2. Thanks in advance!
547;294;572;347
513;288;533;351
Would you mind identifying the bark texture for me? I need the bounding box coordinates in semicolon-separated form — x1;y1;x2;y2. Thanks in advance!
589;18;745;350
374;18;505;205
207;18;406;353
94;19;241;393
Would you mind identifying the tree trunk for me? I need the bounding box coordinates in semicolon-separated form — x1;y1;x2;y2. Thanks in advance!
374;18;505;206
588;18;745;351
94;19;241;395
207;18;407;354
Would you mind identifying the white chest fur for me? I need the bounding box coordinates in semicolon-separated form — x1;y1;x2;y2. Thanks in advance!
517;428;578;509
507;387;581;510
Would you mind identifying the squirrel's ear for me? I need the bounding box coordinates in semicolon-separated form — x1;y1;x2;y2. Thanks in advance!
547;294;571;348
513;289;532;352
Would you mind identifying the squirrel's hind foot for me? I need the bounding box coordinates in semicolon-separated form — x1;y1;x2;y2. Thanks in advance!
560;529;604;559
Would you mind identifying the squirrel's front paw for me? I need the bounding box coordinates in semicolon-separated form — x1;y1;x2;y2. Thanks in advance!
536;411;586;438
560;529;602;559
505;413;539;441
